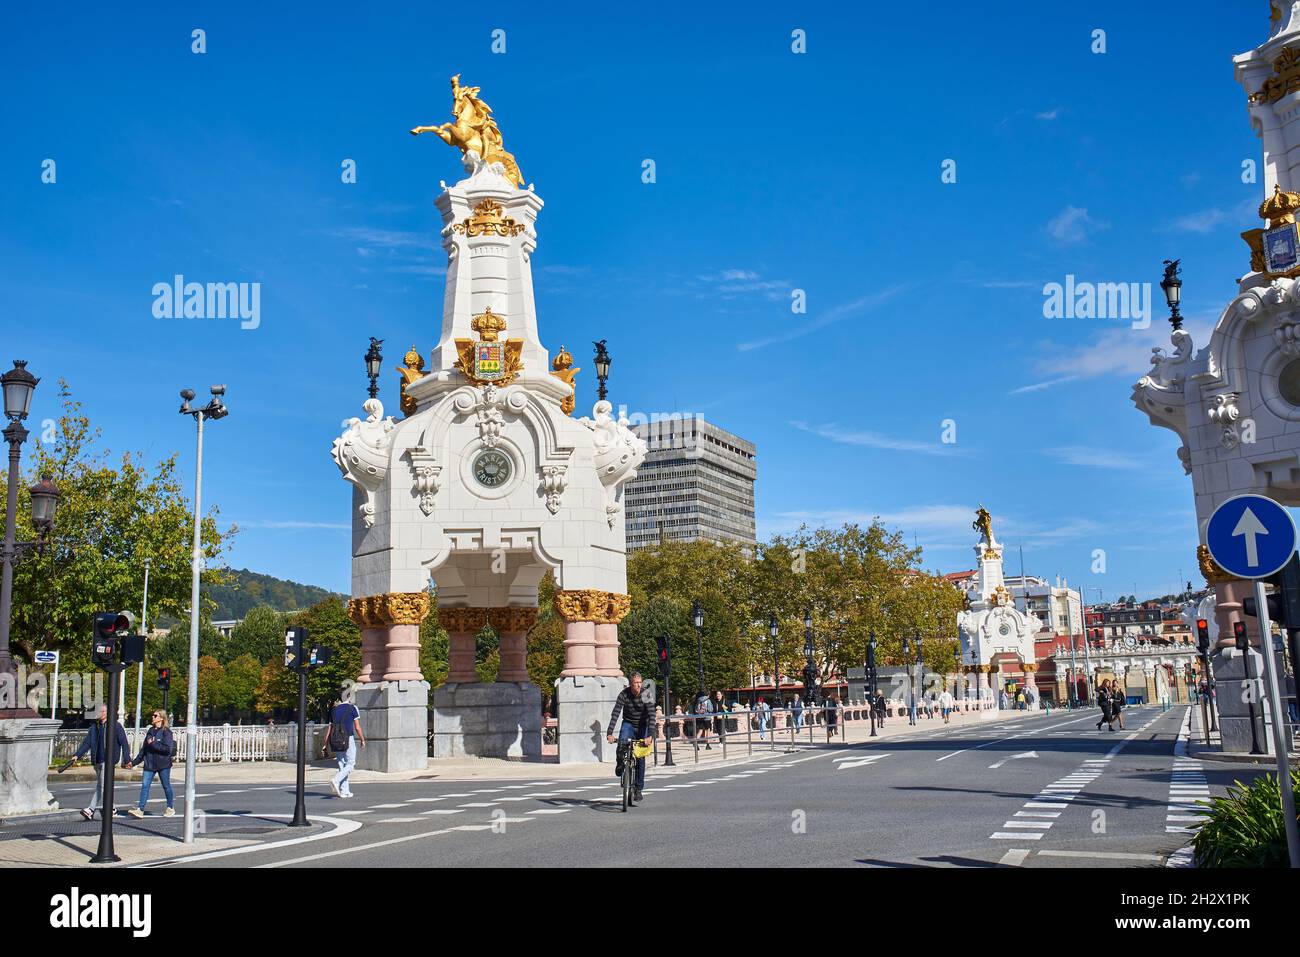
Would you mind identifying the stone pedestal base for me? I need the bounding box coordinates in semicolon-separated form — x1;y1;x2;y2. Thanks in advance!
1211;648;1274;755
0;718;61;817
556;674;625;764
353;679;430;772
432;682;542;760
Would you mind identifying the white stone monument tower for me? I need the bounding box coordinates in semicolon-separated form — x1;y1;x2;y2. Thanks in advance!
1132;3;1300;752
331;76;645;770
956;507;1042;712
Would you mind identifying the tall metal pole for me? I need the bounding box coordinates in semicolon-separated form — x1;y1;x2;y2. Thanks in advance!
289;667;310;826
0;420;30;709
183;411;204;844
1251;581;1300;868
90;667;123;864
135;558;150;730
1080;600;1095;706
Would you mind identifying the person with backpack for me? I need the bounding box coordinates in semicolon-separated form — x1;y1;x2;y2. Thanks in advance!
693;690;713;750
126;709;177;818
825;695;840;737
66;704;130;821
325;688;365;798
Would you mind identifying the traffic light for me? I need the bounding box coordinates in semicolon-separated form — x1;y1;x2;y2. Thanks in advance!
92;611;134;668
1233;620;1249;651
284;627;308;670
156;668;171;691
1196;618;1211;654
1242;592;1285;624
308;644;333;668
655;635;671;677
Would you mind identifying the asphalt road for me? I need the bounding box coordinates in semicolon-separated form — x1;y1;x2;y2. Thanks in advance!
35;704;1262;868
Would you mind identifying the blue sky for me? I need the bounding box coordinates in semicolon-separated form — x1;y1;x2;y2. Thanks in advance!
0;2;1272;600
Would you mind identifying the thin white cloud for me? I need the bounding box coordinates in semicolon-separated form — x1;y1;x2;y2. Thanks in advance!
978;280;1037;289
790;419;956;456
1166;207;1228;234
1045;446;1144;471
738;285;908;351
1046;206;1108;245
1036;108;1062;120
328;227;427;250
1009;375;1079;395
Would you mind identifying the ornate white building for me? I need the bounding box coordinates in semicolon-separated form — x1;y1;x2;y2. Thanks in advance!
957;508;1043;709
1132;3;1300;752
332;81;645;769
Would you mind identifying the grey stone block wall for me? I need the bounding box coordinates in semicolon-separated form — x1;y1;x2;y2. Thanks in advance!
431;682;542;760
1211;648;1275;755
556;674;625;764
353;679;430;772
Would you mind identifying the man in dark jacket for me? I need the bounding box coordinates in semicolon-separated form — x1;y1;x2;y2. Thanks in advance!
606;672;653;802
70;704;130;820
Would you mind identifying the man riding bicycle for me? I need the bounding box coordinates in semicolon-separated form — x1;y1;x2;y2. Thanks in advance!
606;671;654;804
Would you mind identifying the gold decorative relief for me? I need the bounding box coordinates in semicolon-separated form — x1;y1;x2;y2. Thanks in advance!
348;592;431;628
453;307;524;387
1252;45;1300;104
550;345;580;415
1198;544;1243;585
553;589;632;624
437;607;490;633
396;344;428;417
452;198;527;238
489;606;539;633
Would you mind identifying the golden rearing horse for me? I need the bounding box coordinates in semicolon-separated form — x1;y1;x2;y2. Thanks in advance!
410;74;524;188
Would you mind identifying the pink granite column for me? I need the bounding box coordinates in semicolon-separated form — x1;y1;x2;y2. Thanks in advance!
560;621;598;677
594;623;623;677
382;623;423;681
357;627;385;682
439;608;488;684
348;592;431;683
1213;579;1252;651
491;607;538;683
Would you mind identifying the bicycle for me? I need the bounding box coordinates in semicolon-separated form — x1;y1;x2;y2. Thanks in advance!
617;738;652;812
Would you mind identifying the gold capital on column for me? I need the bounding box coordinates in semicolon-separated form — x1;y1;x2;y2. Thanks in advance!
553;589;632;624
1022;663;1038;673
489;606;539;633
348;592;431;627
438;606;490;633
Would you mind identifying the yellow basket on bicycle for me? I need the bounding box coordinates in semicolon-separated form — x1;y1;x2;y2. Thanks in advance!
631;741;652;759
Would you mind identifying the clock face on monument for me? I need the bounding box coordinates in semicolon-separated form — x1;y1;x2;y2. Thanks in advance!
472;449;512;488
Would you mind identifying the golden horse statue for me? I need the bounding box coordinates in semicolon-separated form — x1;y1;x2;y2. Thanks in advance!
410;74;524;188
972;505;995;547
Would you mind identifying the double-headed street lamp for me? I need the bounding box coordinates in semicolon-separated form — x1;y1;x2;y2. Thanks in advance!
802;609;815;705
178;384;229;844
692;600;705;696
1;362;62;716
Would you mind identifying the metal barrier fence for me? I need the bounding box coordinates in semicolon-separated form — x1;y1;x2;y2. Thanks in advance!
51;723;320;765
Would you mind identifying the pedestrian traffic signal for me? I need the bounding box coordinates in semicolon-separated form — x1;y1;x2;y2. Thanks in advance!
308;644;333;668
156;667;170;691
91;611;134;668
1233;620;1249;651
1242;591;1285;625
284;627;308;670
655;635;671;677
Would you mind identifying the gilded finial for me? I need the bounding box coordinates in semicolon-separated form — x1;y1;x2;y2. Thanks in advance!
550;345;580;416
471;307;508;342
396;345;428;417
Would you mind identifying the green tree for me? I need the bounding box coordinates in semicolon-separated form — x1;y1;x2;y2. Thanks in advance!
225;605;287;665
5;382;233;662
288;596;360;719
217;653;262;713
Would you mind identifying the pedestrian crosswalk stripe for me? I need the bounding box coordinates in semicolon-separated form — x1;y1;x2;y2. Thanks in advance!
421;809;464;815
992;832;1043;840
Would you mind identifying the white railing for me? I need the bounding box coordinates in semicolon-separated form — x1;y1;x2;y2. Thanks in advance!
51;723;320;765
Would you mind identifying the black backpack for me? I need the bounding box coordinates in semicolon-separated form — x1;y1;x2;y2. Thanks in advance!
328;707;352;751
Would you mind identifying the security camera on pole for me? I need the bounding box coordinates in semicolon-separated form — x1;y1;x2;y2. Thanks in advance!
177;384;229;845
1205;493;1300;868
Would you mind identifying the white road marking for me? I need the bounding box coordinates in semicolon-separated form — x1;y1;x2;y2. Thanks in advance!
992;832;1043;840
998;848;1031;866
527;808;572;815
137;814;363;867
421;809;464;815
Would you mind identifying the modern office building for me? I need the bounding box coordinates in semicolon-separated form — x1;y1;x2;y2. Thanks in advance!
623;414;757;552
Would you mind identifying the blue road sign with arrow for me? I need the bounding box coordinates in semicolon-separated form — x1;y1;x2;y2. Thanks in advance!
1205;494;1298;580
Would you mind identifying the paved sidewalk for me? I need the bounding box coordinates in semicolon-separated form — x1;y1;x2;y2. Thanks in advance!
1185;694;1297;764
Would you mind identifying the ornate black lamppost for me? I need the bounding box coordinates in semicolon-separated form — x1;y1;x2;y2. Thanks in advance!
0;360;46;715
1161;259;1183;331
593;340;611;402
902;634;914;725
365;338;384;399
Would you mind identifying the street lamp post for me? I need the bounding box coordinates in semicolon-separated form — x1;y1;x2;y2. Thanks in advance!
902;635;914;725
178;385;229;844
593;340;611;402
134;557;151;730
1160;259;1183;331
915;633;925;717
866;632;878;737
802;609;815;706
692;600;705;696
365;338;384;399
768;612;779;709
0;360;41;715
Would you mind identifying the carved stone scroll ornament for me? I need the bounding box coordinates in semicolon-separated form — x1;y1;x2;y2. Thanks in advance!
541;465;567;514
405;446;442;515
331;398;397;528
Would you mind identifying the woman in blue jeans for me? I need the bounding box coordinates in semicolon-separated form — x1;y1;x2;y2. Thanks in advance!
127;710;176;818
